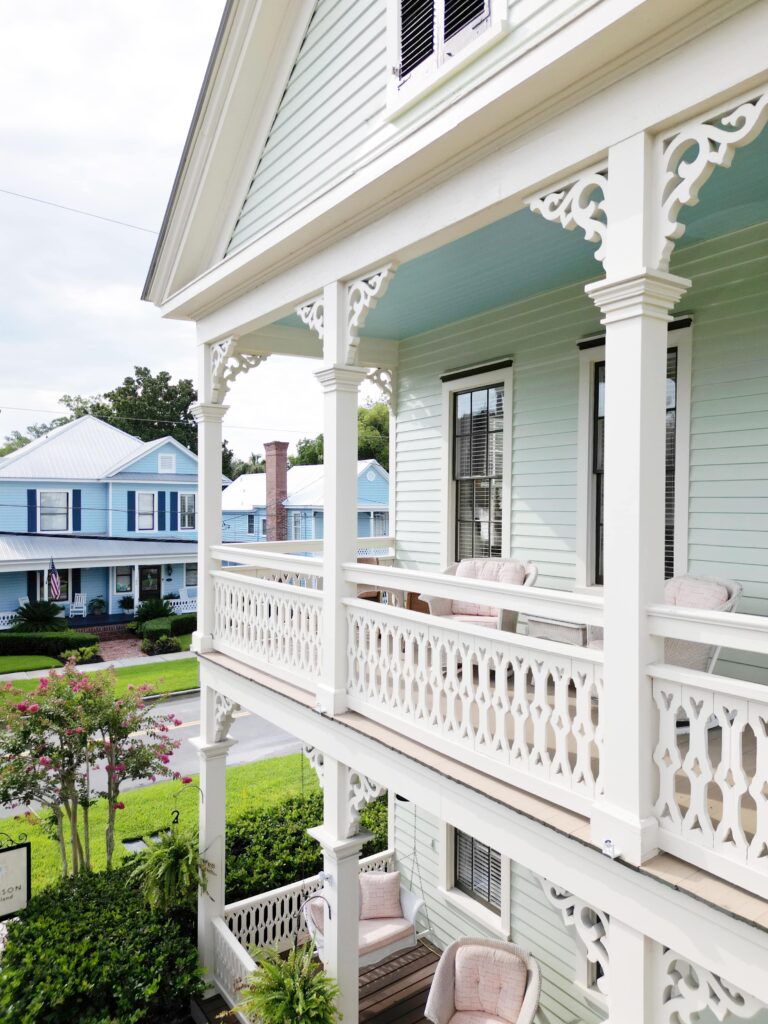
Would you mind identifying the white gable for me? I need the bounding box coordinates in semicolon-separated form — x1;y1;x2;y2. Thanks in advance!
0;416;143;481
221;461;378;510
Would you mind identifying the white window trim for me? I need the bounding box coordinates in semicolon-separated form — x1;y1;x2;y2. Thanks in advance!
386;0;508;118
291;511;302;540
575;324;692;589
158;453;176;474
37;488;72;533
440;364;513;569
184;562;198;587
438;822;511;939
114;565;133;595
179;492;196;531
136;491;157;533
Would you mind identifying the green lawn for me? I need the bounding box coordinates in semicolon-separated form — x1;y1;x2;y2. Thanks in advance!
0;655;62;674
4;753;318;894
3;656;199;699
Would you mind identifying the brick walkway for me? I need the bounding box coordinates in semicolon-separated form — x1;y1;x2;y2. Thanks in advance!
96;636;145;661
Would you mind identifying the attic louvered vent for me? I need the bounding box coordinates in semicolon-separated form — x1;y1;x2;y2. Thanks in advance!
158;453;176;474
399;0;491;80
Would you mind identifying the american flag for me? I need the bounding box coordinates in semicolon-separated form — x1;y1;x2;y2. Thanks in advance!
48;559;61;601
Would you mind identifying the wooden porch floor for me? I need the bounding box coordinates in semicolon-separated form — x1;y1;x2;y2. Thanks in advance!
192;941;441;1024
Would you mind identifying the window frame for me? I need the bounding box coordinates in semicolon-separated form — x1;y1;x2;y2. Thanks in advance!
438;823;511;938
247;513;256;535
386;0;508;117
575;324;692;589
440;364;513;568
136;491;157;532
38;489;71;533
291;511;302;540
158;452;176;474
184;562;198;587
114;566;133;595
179;493;196;531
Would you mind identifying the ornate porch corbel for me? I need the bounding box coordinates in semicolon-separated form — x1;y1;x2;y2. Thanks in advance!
660;947;761;1023
213;693;240;742
365;366;395;410
210;336;269;403
527;168;608;264
297;295;325;342
539;878;609;995
656;89;768;269
304;747;385;837
346;263;397;364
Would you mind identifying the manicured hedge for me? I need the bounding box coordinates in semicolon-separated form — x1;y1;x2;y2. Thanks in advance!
225;791;388;904
142;612;197;642
0;865;203;1024
0;631;99;658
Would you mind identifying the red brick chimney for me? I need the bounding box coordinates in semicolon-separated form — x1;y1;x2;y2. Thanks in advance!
264;441;289;542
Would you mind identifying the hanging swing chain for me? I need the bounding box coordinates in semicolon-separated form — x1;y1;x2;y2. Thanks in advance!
394;799;432;937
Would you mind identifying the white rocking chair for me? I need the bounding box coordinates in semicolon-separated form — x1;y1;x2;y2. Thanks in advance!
303;870;424;969
70;593;87;618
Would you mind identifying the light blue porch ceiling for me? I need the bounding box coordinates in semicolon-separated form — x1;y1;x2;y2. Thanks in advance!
279;128;768;341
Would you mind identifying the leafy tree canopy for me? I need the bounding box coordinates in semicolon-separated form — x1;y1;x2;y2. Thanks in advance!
289;401;389;470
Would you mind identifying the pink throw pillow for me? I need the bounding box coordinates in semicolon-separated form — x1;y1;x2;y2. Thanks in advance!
359;870;402;920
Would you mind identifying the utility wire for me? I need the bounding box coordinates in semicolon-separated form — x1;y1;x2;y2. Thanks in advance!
0;404;314;434
0;187;158;235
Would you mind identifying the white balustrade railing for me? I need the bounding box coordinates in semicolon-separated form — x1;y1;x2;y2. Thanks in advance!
223;850;396;955
211;569;323;689
345;585;604;815
166;597;197;614
652;661;768;899
212;916;255;1016
0;610;16;631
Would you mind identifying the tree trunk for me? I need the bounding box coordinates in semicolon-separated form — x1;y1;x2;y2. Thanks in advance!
82;802;91;871
54;804;68;878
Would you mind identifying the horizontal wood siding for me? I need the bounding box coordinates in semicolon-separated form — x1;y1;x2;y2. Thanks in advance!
393;800;606;1024
395;282;600;587
226;0;601;255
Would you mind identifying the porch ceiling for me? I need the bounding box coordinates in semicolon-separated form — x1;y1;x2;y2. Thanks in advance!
278;128;768;342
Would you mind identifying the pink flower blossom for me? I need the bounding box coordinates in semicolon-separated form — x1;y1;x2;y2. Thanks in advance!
14;702;28;713
27;704;39;714
38;756;52;767
172;771;180;780
4;682;14;692
113;801;125;811
159;754;170;764
181;776;192;785
115;762;126;773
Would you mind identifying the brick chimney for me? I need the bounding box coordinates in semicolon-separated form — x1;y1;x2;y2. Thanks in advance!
264;441;289;541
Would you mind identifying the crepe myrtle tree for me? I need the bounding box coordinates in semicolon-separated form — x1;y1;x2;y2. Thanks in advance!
0;661;182;877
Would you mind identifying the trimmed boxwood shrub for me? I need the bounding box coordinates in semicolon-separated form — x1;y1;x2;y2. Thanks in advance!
0;631;99;658
170;611;196;636
225;791;388;904
0;865;204;1024
141;612;197;642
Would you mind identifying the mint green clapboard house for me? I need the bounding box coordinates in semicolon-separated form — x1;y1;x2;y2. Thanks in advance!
144;2;768;1022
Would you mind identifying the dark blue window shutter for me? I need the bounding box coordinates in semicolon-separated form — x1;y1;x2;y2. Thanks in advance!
26;570;37;601
158;491;166;531
72;489;82;531
169;491;178;532
27;490;36;532
72;568;81;595
127;491;136;532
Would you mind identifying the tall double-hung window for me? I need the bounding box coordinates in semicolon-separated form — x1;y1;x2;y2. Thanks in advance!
39;491;70;532
453;383;504;560
399;0;491;78
179;494;196;530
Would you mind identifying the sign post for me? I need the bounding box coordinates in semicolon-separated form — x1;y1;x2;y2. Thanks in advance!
0;834;31;922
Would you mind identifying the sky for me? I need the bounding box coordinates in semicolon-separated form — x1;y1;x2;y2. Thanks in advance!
0;2;357;460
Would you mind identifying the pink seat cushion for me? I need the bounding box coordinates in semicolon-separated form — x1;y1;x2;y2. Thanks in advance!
664;576;729;611
360;870;402;920
454;946;528;1023
358;917;414;955
309;898;326;935
450;1014;508;1024
452;560;526;617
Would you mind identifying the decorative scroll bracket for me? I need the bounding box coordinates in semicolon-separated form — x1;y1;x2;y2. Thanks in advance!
527;168;608;264
347;263;397;364
539;878;609;995
365;367;396;411
213;693;240;743
660;947;762;1023
656;89;768;269
210;337;269;403
297;296;325;343
305;747;386;838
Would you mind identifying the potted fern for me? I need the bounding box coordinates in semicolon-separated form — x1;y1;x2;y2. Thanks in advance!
131;828;211;917
232;941;341;1024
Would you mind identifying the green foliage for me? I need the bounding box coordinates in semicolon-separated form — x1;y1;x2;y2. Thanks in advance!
170;611;197;635
289;401;389;470
118;595;135;611
60;643;100;664
87;595;107;614
225;791;387;903
0;865;204;1024
230;452;266;476
234;941;340;1024
141;634;182;655
11;600;66;632
131;828;210;915
141;612;197;642
0;631;99;658
136;597;173;626
0;655;62;674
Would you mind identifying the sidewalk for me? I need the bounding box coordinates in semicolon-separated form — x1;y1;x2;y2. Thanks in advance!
0;650;194;682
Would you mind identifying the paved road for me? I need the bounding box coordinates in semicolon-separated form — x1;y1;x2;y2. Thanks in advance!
0;693;301;818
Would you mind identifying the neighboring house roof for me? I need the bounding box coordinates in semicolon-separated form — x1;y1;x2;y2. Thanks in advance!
0;416;143;481
221;461;388;511
0;533;197;571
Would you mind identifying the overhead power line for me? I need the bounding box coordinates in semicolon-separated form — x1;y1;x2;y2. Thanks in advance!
0;404;312;434
0;187;159;235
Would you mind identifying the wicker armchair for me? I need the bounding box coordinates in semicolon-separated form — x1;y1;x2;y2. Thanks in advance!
419;559;538;633
424;938;541;1024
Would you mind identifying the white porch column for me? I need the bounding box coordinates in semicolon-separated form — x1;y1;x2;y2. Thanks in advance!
315;282;366;714
587;133;689;864
190;400;228;654
308;755;372;1024
192;684;237;984
607;918;655;1024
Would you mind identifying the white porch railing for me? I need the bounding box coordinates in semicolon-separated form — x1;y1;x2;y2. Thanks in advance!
650;603;768;899
0;610;16;631
223;850;396;955
212;916;255;1015
166;597;197;614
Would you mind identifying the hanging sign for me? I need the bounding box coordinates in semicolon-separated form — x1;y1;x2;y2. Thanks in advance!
0;840;31;921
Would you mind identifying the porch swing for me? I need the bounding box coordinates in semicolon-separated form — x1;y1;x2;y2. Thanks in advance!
302;794;430;968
